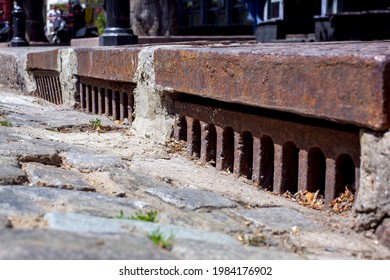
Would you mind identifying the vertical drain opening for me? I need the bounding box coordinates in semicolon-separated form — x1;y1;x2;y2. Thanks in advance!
128;93;135;122
240;131;253;179
221;127;234;172
281;141;299;194
106;89;113;117
114;91;120;120
99;88;106;114
33;70;63;105
87;85;93;113
335;154;356;197
177;116;187;141
307;147;326;195
205;124;217;166
260;135;274;191
122;92;129;119
191;119;201;158
93;86;99;114
80;83;86;110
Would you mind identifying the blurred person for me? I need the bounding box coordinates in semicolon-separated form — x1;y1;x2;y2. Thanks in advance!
245;0;267;28
69;0;85;37
47;5;61;34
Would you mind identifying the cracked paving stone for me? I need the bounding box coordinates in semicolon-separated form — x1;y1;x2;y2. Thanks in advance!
0;185;148;218
61;151;125;172
23;162;94;191
0;163;27;185
0;142;61;166
234;207;320;233
172;239;301;260
44;212;240;246
0;229;173;260
144;187;237;210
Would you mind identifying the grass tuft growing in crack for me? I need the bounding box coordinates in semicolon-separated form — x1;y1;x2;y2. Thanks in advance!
0;120;12;127
89;118;103;131
147;228;174;250
116;210;159;222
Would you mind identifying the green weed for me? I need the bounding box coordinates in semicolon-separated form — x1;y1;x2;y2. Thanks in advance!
130;210;159;222
147;228;174;250
89;118;102;130
0;121;12;127
116;210;159;223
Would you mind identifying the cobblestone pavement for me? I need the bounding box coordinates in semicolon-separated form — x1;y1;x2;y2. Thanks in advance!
1;87;389;260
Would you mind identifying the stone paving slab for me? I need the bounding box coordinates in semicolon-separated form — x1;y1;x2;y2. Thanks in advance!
108;168;170;191
172;239;301;260
0;142;61;166
0;185;148;218
0;163;27;185
0;214;9;228
61;151;125;172
23;162;94;191
158;210;250;235
286;231;390;260
0;229;173;260
234;207;321;233
44;212;240;246
145;187;237;210
0;156;19;167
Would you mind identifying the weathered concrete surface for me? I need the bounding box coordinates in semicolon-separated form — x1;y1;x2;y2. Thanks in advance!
23;162;93;191
131;46;175;142
58;48;78;106
355;131;390;230
145;187;237;210
376;218;390;248
0;51;18;87
154;42;390;130
0;48;58;93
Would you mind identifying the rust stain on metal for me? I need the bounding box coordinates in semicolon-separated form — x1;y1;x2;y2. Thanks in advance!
155;42;390;131
27;49;60;71
173;100;360;205
75;48;140;83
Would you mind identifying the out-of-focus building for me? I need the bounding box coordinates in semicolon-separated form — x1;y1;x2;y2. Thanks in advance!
0;0;11;22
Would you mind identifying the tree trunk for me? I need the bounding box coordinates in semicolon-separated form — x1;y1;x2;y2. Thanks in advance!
132;0;179;36
23;0;48;42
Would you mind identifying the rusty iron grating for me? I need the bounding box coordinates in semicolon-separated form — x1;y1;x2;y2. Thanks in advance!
33;70;63;105
78;76;135;125
173;99;360;205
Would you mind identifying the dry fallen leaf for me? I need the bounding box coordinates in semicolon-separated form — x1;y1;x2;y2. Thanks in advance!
330;186;355;213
